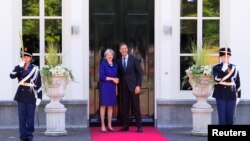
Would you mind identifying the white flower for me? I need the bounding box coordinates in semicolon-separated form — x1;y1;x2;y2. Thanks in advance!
185;64;212;77
201;65;212;76
41;64;75;92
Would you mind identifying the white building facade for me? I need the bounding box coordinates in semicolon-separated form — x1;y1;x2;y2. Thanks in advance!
0;0;250;128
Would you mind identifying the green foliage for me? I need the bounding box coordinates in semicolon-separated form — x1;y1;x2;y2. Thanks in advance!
22;0;62;52
182;39;214;89
41;42;74;92
45;19;62;44
23;20;39;37
41;65;52;91
45;0;62;16
23;0;62;16
192;44;210;67
45;43;61;67
22;0;39;16
191;38;215;66
203;0;220;17
181;0;197;17
41;65;75;92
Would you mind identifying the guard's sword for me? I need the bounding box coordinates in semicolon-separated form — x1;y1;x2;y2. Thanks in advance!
19;30;24;59
36;106;40;127
225;47;228;63
233;105;237;124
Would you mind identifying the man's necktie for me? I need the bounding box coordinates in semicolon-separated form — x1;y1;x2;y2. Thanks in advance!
123;58;126;70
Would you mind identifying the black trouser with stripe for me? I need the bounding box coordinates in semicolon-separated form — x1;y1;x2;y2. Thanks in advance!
18;102;36;140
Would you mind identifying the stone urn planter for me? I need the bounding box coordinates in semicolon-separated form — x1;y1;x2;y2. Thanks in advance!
188;75;214;136
41;44;74;136
44;75;69;136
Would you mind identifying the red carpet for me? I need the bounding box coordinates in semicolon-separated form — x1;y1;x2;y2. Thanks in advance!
90;126;168;141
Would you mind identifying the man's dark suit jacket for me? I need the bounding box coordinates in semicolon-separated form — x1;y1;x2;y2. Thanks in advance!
118;55;142;92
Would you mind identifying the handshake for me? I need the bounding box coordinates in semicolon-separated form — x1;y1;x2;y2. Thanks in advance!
107;77;119;84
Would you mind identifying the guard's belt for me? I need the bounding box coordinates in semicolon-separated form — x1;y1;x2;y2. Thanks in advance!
19;82;35;87
215;81;234;86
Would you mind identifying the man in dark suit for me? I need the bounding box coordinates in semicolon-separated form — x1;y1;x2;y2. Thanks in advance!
10;47;42;141
117;42;143;133
212;47;241;125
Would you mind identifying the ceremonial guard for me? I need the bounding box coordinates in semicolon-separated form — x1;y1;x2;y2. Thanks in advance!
10;47;42;141
212;47;241;125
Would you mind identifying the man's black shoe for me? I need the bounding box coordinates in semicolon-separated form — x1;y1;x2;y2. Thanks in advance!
137;127;143;133
119;127;129;132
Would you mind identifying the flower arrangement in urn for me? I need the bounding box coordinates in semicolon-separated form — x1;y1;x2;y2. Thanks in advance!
41;43;74;92
185;49;214;85
182;40;214;88
185;40;215;136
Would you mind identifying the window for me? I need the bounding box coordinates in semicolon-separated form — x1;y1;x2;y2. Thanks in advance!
180;0;220;90
22;0;62;67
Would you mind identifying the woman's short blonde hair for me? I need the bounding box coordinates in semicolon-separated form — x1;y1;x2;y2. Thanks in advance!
104;48;115;59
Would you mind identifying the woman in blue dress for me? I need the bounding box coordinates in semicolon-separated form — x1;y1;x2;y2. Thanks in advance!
99;49;119;132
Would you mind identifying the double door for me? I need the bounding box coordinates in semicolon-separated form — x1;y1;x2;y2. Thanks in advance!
89;0;154;125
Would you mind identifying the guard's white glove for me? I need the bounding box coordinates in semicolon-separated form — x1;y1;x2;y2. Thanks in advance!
19;61;25;67
36;98;41;106
236;98;240;106
221;63;228;72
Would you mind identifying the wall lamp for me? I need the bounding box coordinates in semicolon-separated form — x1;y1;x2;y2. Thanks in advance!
71;25;80;35
163;25;172;35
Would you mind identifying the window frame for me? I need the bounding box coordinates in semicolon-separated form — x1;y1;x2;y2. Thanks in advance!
179;0;223;91
21;0;63;67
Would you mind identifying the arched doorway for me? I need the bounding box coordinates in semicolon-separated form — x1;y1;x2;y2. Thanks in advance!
89;0;154;126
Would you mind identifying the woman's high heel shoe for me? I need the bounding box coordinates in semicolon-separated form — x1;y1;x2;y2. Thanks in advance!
107;127;115;132
101;127;107;133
